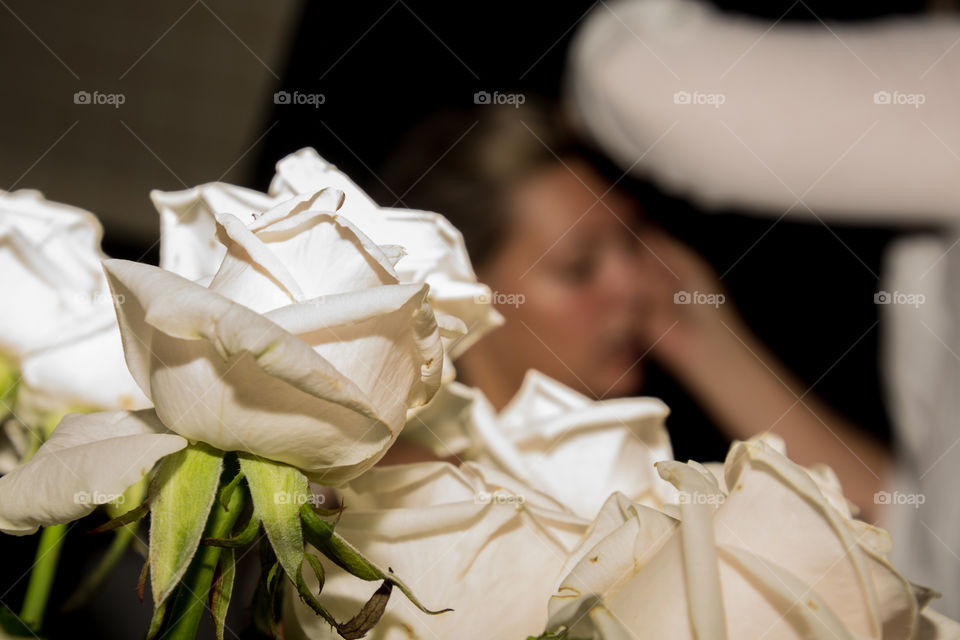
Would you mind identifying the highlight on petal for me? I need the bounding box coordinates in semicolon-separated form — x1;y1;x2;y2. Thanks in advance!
103;259;441;484
0;409;185;535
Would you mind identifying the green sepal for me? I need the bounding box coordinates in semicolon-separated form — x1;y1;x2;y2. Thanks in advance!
218;470;245;512
87;500;149;534
239;454;307;584
295;562;394;640
145;600;167;640
148;441;225;613
210;548;235;640
300;504;451;616
251;538;284;639
159;465;245;640
105;474;148;520
304;553;325;594
201;512;261;548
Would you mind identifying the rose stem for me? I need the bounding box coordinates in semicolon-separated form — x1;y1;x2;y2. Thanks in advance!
20;522;68;630
161;474;246;640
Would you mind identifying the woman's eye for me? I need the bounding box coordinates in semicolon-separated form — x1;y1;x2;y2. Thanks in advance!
556;258;596;284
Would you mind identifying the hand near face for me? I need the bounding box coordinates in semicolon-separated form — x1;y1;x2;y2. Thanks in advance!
636;228;742;373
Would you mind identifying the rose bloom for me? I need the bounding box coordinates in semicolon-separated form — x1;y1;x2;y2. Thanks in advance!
546;438;959;639
0;183;456;534
406;370;676;519
0;189;148;428
285;461;588;639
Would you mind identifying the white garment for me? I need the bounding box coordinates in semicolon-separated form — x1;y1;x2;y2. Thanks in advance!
570;0;960;615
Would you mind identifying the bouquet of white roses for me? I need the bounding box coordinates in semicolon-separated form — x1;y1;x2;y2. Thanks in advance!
0;151;954;640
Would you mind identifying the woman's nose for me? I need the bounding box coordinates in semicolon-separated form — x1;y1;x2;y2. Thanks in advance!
603;249;646;305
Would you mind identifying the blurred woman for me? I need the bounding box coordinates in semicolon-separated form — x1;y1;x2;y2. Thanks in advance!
376;101;891;522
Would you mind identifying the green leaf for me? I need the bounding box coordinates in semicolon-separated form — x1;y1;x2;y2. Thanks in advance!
239;454;307;585
210;549;235;640
148;441;224;613
300;504;451;616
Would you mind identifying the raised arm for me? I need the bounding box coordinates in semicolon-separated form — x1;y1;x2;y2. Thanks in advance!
568;0;960;224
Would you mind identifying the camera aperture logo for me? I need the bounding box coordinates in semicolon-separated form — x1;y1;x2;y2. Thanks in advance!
74;490;125;505
873;90;925;109
674;290;725;308
73;90;125;109
71;291;125;306
273;491;326;506
473;90;526;108
676;490;725;506
274;91;326;108
673;90;725;108
475;290;525;308
474;490;525;506
874;490;924;508
874;290;924;309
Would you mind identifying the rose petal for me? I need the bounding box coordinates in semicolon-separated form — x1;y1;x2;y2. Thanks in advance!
289;461;588;639
104;259;432;483
152;182;276;281
0;409;185;535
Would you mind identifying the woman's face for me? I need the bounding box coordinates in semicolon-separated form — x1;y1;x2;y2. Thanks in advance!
473;157;654;402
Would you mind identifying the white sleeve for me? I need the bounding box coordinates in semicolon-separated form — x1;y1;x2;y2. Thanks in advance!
568;0;960;224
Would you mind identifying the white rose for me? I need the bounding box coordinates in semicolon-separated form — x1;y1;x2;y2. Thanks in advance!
0;187;454;534
407;370;676;518
0;189;149;426
109;188;450;483
546;438;957;639
285;461;588;639
151;147;502;358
